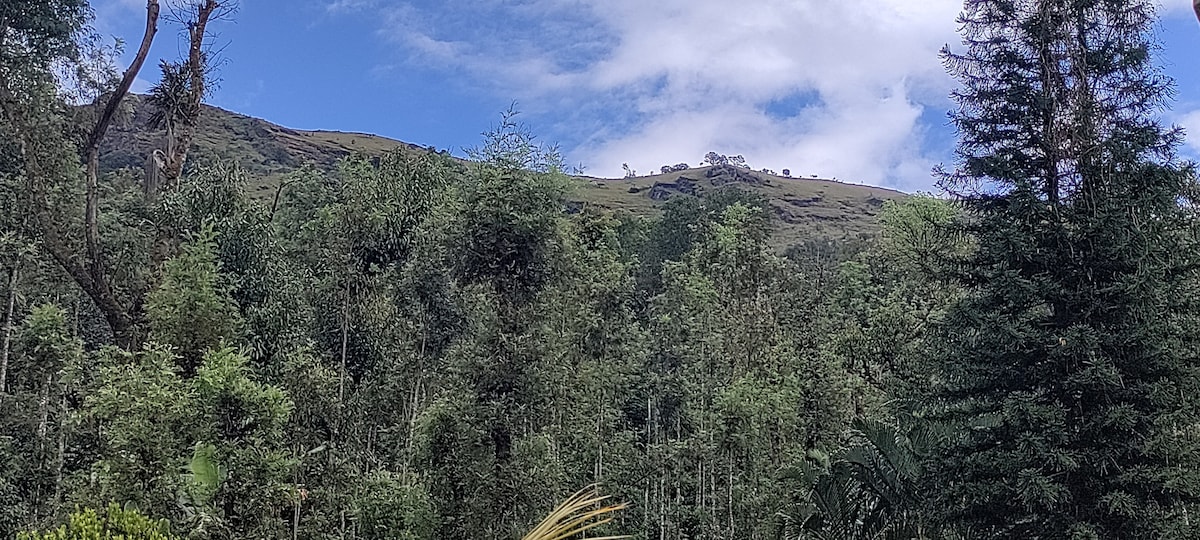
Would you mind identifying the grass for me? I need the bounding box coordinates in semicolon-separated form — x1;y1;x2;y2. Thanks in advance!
569;167;905;247
100;97;907;248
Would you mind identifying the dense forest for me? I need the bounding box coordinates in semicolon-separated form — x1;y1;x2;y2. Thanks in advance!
4;0;1200;539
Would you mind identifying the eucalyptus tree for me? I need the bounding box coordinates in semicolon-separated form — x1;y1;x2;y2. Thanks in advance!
639;198;853;540
419;112;572;539
531;208;647;531
268;150;458;540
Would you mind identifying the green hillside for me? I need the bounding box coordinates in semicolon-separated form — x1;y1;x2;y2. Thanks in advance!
100;96;905;245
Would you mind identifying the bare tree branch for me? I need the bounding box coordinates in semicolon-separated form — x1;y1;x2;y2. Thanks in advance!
154;1;237;187
85;1;160;153
76;0;161;344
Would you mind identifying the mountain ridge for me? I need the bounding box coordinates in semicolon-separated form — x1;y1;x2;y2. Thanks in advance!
100;96;906;246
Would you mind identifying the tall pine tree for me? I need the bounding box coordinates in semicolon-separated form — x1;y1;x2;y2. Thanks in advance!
929;0;1200;537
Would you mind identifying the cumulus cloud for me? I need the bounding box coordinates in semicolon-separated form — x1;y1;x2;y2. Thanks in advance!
569;0;961;188
358;0;964;188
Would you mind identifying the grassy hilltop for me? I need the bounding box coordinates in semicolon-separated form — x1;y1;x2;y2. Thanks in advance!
100;96;905;246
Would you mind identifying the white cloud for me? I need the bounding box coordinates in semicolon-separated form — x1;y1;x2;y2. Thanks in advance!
132;76;153;94
1157;0;1197;17
563;0;960;188
582;86;935;191
326;0;377;14
1178;108;1200;158
359;0;964;188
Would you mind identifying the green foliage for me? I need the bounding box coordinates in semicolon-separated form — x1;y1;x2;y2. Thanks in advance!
13;304;84;383
352;472;436;540
633;201;855;538
454;159;568;303
814;197;963;413
146;227;241;372
1;304;86;533
0;7;978;540
876;196;964;271
411;395;475;527
465;106;565;174
781;419;935;540
928;0;1200;537
83;343;293;539
650;189;768;264
158;163;272;270
186;443;222;504
0;0;92;67
0;454;26;535
85;345;192;520
147;60;201;134
329;152;453;276
405;114;585;538
193;345;294;539
194;345;291;443
11;22;1200;535
17;504;178;540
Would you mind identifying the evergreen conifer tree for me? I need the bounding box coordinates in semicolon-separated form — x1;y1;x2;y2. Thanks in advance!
929;0;1200;537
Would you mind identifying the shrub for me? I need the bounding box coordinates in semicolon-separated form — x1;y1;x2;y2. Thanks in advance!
17;505;178;540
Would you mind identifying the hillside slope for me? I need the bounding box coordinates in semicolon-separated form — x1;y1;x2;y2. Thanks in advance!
100;97;906;245
575;166;904;244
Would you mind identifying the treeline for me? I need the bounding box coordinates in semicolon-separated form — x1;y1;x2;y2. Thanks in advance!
7;0;1200;539
1;138;951;538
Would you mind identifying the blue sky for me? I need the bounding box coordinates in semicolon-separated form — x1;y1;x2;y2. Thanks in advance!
93;0;1200;192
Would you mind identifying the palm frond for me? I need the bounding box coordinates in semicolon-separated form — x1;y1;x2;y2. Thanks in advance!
522;485;629;540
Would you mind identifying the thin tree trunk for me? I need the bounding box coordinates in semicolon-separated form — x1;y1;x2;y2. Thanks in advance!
85;0;159;315
37;372;51;449
404;316;428;470
0;267;17;399
697;415;704;510
52;393;67;507
404;375;421;471
336;290;349;540
1036;0;1063;208
644;394;651;537
82;145;132;342
37;374;51;436
595;392;603;482
339;293;349;406
727;453;734;540
43;0;160;347
269;177;295;223
292;465;301;540
658;472;665;540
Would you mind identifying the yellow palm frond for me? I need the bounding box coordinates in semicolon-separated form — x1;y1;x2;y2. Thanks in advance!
521;485;629;540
